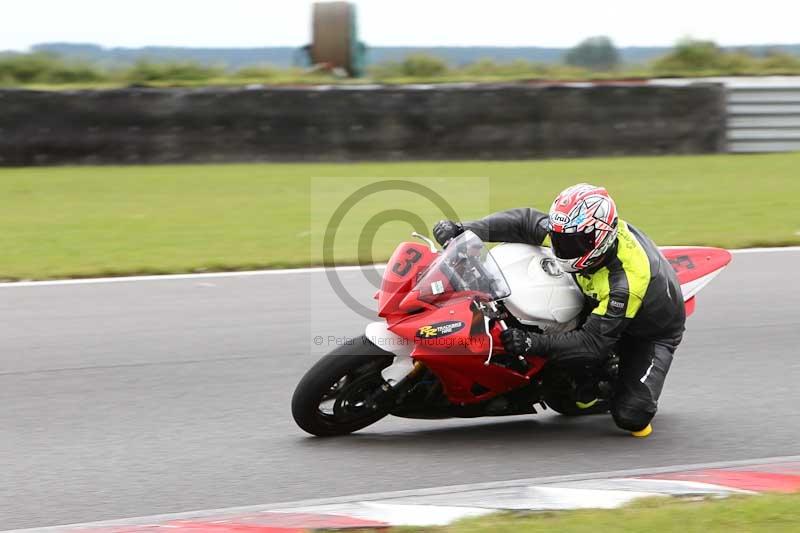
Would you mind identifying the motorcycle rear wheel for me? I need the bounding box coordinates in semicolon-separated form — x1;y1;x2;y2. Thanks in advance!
291;335;395;436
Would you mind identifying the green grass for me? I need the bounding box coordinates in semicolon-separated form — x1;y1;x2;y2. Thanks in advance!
1;153;799;280
414;493;800;533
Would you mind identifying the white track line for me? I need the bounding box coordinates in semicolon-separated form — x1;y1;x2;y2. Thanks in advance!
729;246;800;254
0;246;799;289
6;454;800;532
0;264;388;288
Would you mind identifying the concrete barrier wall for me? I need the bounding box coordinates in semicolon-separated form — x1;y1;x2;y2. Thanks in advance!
0;84;726;166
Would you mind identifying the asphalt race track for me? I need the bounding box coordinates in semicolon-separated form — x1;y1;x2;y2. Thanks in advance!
2;250;799;530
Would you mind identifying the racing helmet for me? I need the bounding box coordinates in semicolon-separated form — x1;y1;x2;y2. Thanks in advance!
548;183;618;273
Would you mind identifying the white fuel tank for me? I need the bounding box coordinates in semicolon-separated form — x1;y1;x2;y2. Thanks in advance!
490;243;584;332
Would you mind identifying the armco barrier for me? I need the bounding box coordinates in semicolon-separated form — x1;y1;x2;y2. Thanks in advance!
727;86;800;153
0;83;726;166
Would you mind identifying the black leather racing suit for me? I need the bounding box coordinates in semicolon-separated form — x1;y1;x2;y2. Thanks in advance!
463;208;686;431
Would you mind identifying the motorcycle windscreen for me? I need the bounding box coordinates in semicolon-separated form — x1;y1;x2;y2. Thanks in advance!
411;230;511;305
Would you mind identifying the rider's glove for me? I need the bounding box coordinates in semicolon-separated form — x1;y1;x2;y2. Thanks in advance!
500;328;540;356
433;220;464;246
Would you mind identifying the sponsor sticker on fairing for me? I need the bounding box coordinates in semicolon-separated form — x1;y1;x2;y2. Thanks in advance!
416;320;465;339
431;280;445;295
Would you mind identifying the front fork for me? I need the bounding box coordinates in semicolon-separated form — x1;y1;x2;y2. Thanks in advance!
367;361;424;410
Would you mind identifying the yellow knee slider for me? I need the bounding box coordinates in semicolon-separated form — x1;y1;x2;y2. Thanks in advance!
631;423;653;438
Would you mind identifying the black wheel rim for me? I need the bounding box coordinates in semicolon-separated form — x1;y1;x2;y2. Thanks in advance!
317;361;389;424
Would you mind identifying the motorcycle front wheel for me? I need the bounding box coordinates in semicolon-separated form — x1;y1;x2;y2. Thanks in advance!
291;335;395;437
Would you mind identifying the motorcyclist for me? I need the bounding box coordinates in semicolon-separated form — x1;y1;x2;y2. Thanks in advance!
432;183;685;437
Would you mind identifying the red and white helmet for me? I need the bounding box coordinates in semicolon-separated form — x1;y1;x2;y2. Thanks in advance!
548;183;618;273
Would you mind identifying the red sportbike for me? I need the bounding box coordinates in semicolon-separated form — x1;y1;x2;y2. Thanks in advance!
292;231;731;436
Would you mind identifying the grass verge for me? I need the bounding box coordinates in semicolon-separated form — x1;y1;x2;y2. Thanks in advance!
409;493;800;533
1;153;798;280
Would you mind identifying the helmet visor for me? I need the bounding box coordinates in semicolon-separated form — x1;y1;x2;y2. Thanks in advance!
550;231;596;259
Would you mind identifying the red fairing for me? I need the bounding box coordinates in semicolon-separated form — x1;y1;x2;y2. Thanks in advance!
684;296;697;318
390;299;547;405
660;246;732;286
661;246;732;315
376;242;437;317
389;298;484;352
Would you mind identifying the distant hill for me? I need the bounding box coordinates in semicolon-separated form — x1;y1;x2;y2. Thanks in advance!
28;42;800;69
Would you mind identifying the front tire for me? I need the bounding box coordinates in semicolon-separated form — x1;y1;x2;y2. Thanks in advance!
292;335;395;436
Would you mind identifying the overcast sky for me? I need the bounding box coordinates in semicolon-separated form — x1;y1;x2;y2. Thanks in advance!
3;0;799;51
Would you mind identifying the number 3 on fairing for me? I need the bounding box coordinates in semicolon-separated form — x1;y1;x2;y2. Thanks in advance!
392;248;423;276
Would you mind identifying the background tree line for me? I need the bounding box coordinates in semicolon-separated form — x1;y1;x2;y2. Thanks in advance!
2;37;800;86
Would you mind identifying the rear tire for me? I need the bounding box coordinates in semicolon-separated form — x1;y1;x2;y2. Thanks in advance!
291;335;395;436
